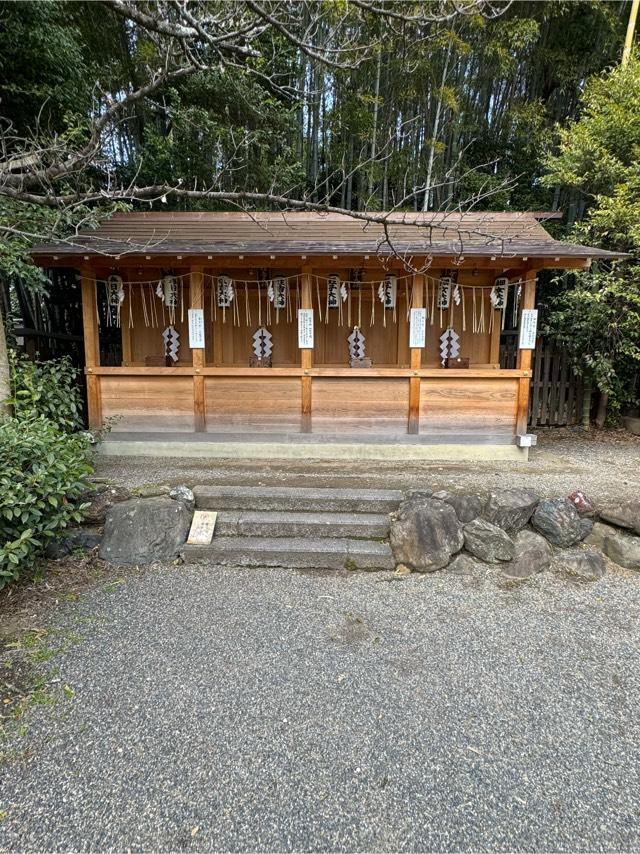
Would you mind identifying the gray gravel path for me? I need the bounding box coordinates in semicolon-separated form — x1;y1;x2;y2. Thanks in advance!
94;429;640;504
1;563;640;851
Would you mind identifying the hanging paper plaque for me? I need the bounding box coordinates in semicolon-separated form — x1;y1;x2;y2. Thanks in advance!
490;277;508;309
163;275;178;308
273;276;287;309
298;309;314;348
217;275;234;308
105;275;124;327
188;309;205;348
438;277;451;309
327;274;340;308
518;309;538;349
409;308;427;348
378;275;397;309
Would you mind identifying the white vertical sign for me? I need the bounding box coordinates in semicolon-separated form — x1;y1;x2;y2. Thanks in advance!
188;308;205;348
518;309;538;349
409;308;427;348
298;308;314;348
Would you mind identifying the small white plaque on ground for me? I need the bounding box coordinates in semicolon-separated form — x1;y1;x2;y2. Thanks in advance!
298;308;314;348
518;309;538;349
188;309;205;348
409;308;427;348
187;510;217;545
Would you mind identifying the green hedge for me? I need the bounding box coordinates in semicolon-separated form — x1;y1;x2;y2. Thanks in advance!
0;417;93;587
7;350;84;432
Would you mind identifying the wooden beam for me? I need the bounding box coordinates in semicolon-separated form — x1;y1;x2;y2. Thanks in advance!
300;265;313;433
190;264;206;432
80;264;101;428
408;273;424;434
515;269;537;434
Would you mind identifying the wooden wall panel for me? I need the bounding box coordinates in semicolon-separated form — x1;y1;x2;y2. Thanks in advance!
204;278;299;366
105;269;193;366
313;377;409;434
205;376;301;432
420;377;518;436
422;270;496;367
100;376;195;432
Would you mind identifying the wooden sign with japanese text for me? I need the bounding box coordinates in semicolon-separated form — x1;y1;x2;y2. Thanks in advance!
187;510;217;545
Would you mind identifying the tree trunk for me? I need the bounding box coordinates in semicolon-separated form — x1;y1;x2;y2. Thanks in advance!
423;40;452;211
368;48;382;199
581;376;592;430
595;391;609;428
0;303;10;418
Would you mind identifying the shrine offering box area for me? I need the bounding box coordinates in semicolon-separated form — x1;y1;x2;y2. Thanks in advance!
31;211;624;456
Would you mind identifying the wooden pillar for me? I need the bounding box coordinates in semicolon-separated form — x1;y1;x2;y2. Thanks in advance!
515;269;537;434
408;273;424;434
489;300;501;366
300;266;313;433
212;271;224;366
191;264;206;432
80;264;102;428
121;270;134;366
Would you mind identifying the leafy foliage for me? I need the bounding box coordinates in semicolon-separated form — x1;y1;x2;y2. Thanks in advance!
542;57;640;417
0;418;92;587
8;351;84;432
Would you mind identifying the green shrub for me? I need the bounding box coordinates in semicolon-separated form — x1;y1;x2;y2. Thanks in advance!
7;350;84;432
0;417;93;587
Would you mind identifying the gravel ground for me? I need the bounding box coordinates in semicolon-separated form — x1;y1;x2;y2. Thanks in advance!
1;562;640;851
94;429;640;503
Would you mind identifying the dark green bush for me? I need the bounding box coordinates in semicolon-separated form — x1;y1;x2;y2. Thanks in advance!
7;350;84;432
0;417;93;587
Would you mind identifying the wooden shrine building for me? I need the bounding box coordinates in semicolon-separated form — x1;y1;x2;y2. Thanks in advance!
30;211;620;460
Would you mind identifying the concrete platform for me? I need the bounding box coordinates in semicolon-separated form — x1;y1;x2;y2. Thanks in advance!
99;432;528;462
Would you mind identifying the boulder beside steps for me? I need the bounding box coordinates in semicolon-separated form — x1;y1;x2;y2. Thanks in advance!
182;486;401;571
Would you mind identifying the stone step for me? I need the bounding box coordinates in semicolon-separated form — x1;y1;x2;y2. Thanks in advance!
183;536;395;571
215;510;390;539
193;485;403;514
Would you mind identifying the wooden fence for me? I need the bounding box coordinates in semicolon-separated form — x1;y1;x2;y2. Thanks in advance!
501;334;584;428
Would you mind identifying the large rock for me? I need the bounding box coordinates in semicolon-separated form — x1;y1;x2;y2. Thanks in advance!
579;517;594;540
390;496;463;572
100;497;192;565
599;499;640;535
556;548;606;582
503;530;553;579
586;522;640;571
443;553;486;576
432;490;487;523
45;527;103;560
483;489;539;534
531;498;583;547
463;518;514;563
81;485;133;525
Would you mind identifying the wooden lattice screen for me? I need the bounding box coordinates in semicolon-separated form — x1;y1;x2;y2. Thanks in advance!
500;333;584;428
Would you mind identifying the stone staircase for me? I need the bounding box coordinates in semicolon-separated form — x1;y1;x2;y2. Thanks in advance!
182;485;403;570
